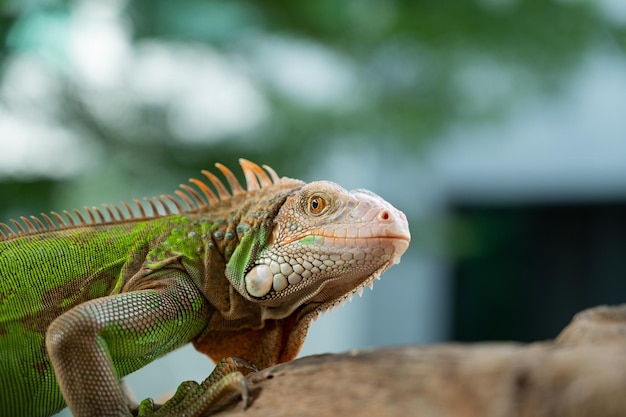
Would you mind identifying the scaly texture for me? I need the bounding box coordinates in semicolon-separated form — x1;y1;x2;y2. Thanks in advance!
0;159;410;417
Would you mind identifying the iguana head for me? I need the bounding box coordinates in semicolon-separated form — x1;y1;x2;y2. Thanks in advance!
227;178;410;319
187;160;409;367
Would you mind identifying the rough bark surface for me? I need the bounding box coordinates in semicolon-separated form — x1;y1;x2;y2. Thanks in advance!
210;305;626;417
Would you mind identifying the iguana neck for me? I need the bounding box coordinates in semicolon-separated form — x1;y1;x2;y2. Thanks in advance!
184;178;305;326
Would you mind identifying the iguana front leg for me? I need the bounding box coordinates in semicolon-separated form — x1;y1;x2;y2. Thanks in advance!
45;272;249;416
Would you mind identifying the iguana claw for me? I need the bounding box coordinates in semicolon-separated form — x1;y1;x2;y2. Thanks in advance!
136;357;257;416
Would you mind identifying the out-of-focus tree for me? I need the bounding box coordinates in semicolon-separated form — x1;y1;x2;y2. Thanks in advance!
0;0;615;183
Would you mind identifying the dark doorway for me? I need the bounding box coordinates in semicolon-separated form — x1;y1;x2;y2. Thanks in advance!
450;202;626;342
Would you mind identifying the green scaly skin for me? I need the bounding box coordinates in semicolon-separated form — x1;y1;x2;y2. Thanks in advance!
0;160;410;417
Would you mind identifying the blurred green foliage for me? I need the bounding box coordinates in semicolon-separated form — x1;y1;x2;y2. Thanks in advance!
0;0;619;165
0;0;621;211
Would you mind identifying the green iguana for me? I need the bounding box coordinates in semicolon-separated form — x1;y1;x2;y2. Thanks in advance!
0;159;410;417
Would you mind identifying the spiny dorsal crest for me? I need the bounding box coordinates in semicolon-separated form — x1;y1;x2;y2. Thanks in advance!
0;159;281;240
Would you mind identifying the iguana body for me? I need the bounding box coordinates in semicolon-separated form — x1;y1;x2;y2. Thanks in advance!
0;160;410;417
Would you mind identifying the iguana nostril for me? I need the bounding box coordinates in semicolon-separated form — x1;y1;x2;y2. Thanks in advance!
379;210;391;221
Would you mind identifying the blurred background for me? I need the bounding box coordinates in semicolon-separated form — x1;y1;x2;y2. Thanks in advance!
2;0;626;413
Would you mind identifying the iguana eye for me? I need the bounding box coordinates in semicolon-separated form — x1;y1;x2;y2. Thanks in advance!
309;195;327;215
